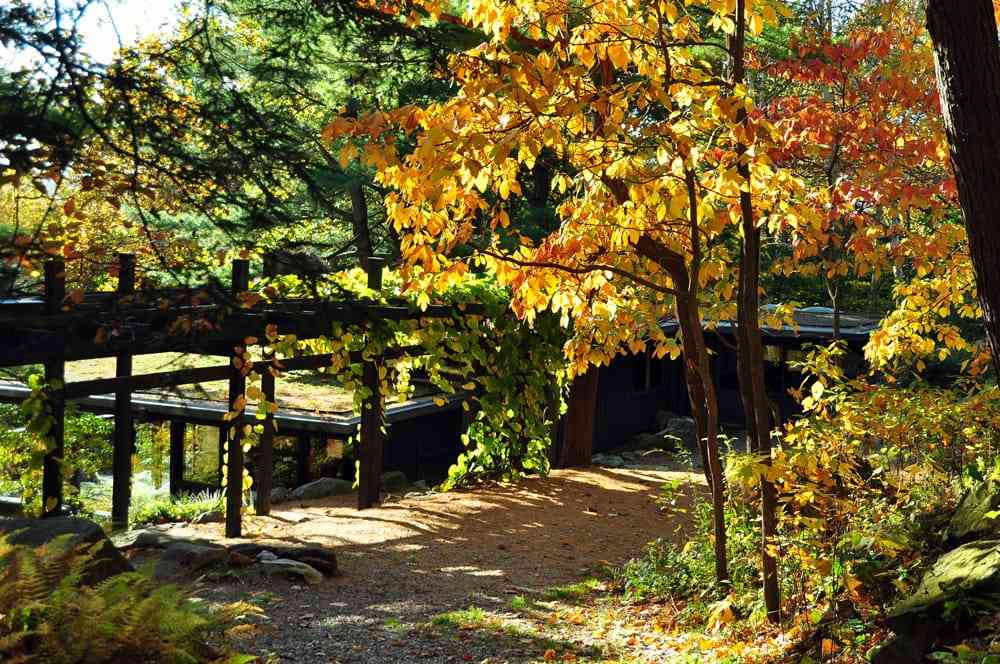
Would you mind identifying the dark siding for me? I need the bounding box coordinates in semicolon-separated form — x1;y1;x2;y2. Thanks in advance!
382;409;465;482
592;353;687;452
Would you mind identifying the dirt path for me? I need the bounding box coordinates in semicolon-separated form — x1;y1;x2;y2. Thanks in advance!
176;467;703;663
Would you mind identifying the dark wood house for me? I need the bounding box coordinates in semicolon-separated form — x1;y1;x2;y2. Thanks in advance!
583;307;879;455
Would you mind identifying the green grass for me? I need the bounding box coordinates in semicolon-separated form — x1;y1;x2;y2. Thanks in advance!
430;606;490;628
543;578;603;601
508;595;540;611
428;605;616;662
382;617;405;631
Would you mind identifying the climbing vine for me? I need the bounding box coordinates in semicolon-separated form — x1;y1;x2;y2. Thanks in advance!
245;267;568;491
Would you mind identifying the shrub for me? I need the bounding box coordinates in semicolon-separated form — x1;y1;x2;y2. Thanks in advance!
0;534;241;663
130;490;225;527
0;405;115;514
608;488;764;624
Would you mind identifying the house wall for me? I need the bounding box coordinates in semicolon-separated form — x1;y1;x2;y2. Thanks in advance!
382;408;465;482
592;353;687;453
589;337;868;453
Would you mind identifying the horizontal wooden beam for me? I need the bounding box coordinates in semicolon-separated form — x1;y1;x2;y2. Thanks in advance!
57;344;427;399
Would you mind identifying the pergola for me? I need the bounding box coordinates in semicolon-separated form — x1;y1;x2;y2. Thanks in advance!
0;254;484;537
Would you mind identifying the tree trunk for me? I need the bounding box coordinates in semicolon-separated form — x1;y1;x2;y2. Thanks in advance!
675;292;729;584
731;0;780;622
926;1;1000;378
349;179;373;271
635;232;729;583
558;367;598;468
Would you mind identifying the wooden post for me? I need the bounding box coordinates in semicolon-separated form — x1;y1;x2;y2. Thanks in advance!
558;367;599;468
42;260;65;517
358;257;385;509
296;435;311;486
111;253;135;529
255;349;275;515
169;420;185;496
225;259;250;537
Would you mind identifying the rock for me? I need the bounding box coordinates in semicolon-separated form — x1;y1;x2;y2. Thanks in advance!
153;541;227;580
948;479;1000;543
115;526;216;550
654;410;677;432
290;549;338;576
629;431;666;449
191;509;224;524
870;626;941;664
260;558;323;585
269;510;311;525
291;477;353;500
132;529;177;548
887;539;1000;638
227;551;255;567
412;480;428;490
230;543;338;576
664;416;698;448
270;487;290;505
380;471;409;492
0;516;132;586
591;453;625;468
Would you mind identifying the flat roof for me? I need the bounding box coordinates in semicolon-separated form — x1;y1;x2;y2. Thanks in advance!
659;306;879;341
0;381;464;435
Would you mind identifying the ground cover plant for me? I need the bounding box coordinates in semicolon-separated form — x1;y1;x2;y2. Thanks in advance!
0;533;250;663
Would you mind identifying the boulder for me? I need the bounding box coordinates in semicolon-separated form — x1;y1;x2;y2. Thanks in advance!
260;558;323;585
663;416;698;450
654;410;678;432
115;526;216;550
380;471;409;492
947;479;1000;543
591;453;625;468
227;550;255;567
869;626;941;664
153;541;227;581
629;431;668;449
0;516;132;585
230;542;338;576
887;539;1000;643
291;477;353;500
270;486;290;505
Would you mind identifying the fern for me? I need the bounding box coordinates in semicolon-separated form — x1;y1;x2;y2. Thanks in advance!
0;534;237;663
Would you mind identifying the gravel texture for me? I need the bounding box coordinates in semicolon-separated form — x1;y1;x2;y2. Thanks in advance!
167;467;701;663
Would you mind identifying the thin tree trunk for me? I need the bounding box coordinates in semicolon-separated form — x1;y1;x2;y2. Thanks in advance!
731;0;780;622
635;232;729;584
826;277;841;340
926;1;1000;378
676;293;728;583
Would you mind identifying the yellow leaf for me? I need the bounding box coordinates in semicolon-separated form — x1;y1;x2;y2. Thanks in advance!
607;43;629;69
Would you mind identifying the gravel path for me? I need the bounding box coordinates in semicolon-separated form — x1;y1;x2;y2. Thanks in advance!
173;467;702;663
